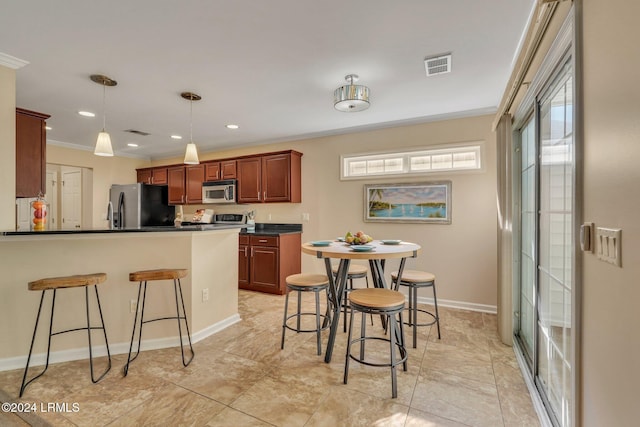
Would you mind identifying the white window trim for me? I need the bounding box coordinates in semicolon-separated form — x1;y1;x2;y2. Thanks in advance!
340;141;485;180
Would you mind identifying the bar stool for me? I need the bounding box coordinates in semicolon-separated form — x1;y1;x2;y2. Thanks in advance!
332;264;372;332
391;270;441;348
344;288;407;398
20;273;111;397
124;269;194;376
281;273;331;355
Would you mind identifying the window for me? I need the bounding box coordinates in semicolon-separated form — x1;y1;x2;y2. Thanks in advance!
341;144;482;180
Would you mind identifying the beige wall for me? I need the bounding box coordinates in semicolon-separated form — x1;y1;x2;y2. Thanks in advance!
156;115;498;309
46;144;150;228
0;65;16;230
581;1;640;425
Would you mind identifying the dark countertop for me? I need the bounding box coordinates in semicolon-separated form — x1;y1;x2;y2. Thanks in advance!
239;223;303;236
1;224;244;236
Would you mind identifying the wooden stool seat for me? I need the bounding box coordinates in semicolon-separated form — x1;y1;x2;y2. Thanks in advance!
349;288;405;309
391;270;435;283
331;264;368;277
28;273;107;291
286;273;328;287
129;269;188;282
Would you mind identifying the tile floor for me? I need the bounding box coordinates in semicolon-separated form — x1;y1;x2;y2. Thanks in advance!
0;290;540;426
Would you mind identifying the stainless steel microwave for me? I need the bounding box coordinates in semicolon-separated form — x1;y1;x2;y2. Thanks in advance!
202;179;236;204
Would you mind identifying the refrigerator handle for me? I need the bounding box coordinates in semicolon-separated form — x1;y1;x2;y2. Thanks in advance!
118;191;125;229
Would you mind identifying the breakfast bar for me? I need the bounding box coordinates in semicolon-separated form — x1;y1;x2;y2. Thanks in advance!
0;226;241;370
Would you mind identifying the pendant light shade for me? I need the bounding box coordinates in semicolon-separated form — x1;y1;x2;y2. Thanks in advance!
334;74;370;112
90;74;117;156
94;131;114;156
181;91;201;165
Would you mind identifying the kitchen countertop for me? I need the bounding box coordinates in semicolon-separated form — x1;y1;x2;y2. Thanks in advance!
239;223;302;236
2;223;244;236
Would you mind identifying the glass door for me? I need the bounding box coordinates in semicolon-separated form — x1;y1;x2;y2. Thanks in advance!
514;58;574;427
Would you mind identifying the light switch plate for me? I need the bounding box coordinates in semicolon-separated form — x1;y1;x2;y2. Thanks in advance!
596;227;622;267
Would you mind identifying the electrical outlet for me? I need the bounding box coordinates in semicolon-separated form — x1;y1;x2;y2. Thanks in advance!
302;212;310;222
130;299;137;313
268;213;272;221
202;288;209;302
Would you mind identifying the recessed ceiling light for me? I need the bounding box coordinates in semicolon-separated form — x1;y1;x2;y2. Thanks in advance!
226;124;239;129
45;126;52;130
78;111;95;117
127;143;138;147
171;135;182;140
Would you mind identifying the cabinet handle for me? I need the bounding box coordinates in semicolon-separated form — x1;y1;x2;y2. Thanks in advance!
257;191;260;200
151;176;154;184
181;195;184;203
258;239;268;243
263;191;266;200
244;247;248;257
250;247;254;257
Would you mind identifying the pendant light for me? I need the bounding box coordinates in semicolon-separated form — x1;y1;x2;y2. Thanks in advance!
90;74;117;156
181;91;201;164
334;74;370;112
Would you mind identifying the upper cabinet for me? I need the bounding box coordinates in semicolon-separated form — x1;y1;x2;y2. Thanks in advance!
167;166;186;205
16;108;50;198
137;167;168;185
167;165;204;205
205;160;236;181
237;150;302;204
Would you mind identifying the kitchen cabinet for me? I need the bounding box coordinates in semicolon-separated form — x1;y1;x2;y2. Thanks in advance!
136;167;168;185
238;233;301;295
205;160;236;181
236;150;302;204
16;108;50;198
167;165;204;205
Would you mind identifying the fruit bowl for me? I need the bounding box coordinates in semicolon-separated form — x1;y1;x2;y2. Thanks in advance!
344;231;373;245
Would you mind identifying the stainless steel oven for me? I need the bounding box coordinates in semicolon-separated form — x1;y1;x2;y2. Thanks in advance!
202;179;236;204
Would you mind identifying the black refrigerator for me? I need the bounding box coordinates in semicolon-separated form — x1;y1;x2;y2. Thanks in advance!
109;183;175;229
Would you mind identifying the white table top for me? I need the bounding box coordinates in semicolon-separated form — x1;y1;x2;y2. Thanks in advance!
301;240;421;260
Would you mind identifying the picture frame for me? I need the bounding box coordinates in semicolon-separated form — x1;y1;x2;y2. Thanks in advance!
364;181;452;224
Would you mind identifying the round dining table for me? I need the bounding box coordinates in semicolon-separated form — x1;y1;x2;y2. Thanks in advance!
301;240;421;363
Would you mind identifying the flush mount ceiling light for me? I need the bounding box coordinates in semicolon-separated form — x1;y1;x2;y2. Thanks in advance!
90;74;117;156
334;74;370;112
181;91;201;165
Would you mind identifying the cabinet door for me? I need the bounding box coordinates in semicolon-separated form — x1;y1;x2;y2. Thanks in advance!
238;245;250;288
185;164;204;204
167;166;185;205
237;157;262;203
152;167;168;185
250;246;280;292
262;153;291;202
16;109;49;198
205;162;220;181
221;160;237;179
137;169;152;184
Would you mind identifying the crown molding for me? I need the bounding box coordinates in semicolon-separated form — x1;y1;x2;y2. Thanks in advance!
0;52;29;69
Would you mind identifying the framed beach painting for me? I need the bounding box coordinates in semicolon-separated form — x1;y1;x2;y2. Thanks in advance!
364;181;452;224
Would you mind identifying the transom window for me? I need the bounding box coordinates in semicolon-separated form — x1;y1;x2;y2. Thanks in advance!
341;144;482;180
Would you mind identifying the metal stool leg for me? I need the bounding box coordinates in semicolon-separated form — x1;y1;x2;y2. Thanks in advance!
86;285;111;383
389;313;398;398
281;288;291;349
20;290;55;397
343;307;355;385
315;289;322;355
432;281;441;339
174;278;194;367
124;281;147;376
412;285;418;348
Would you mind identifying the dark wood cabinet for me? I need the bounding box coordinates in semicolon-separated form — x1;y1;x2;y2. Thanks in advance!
16;108;50;198
185;164;204;204
239;233;301;295
137;167;168;185
167;165;204;205
205;160;236;181
167;166;185;205
236;151;301;204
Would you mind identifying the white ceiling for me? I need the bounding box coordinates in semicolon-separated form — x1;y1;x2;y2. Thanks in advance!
0;0;535;160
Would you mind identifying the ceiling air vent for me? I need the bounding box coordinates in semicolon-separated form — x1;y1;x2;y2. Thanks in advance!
124;129;151;136
424;53;452;76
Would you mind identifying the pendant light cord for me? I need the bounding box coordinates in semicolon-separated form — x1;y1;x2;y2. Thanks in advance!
189;97;193;144
102;82;107;132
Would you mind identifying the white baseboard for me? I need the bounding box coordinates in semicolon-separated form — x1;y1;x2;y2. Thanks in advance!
415;296;497;314
0;314;241;372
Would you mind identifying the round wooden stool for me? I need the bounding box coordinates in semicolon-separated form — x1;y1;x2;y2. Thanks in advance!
391;270;441;348
20;273;111;397
344;288;407;398
124;268;194;376
332;264;372;332
281;274;331;355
